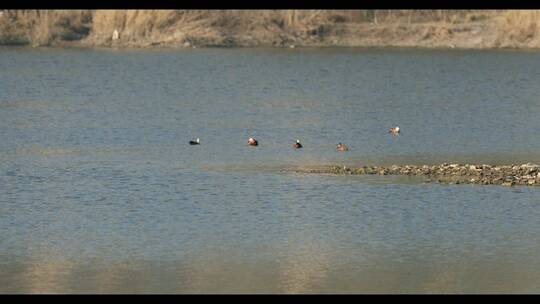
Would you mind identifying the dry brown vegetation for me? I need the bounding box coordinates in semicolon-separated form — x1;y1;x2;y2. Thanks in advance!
1;10;540;49
495;10;540;47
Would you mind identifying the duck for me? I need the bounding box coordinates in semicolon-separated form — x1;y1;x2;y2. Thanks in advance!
189;138;200;145
293;139;303;149
248;137;258;146
336;143;349;151
389;126;400;135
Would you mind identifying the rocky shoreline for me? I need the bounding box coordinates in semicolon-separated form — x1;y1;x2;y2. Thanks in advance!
298;163;540;186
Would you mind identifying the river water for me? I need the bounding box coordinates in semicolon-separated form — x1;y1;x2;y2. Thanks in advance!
1;47;540;293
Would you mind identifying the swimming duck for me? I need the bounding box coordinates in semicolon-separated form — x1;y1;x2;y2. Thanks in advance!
189;138;200;145
293;139;303;149
248;137;258;146
336;143;349;151
389;126;400;135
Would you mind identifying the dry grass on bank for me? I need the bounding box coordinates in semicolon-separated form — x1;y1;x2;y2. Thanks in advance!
1;10;540;48
496;10;540;46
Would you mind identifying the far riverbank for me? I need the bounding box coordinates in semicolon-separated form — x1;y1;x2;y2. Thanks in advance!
3;10;540;50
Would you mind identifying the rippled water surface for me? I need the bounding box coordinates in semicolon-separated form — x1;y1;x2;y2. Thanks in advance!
1;47;540;293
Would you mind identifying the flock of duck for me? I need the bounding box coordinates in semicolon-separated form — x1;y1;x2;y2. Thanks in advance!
189;126;401;150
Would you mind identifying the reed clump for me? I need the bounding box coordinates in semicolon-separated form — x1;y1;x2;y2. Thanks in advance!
494;10;540;47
